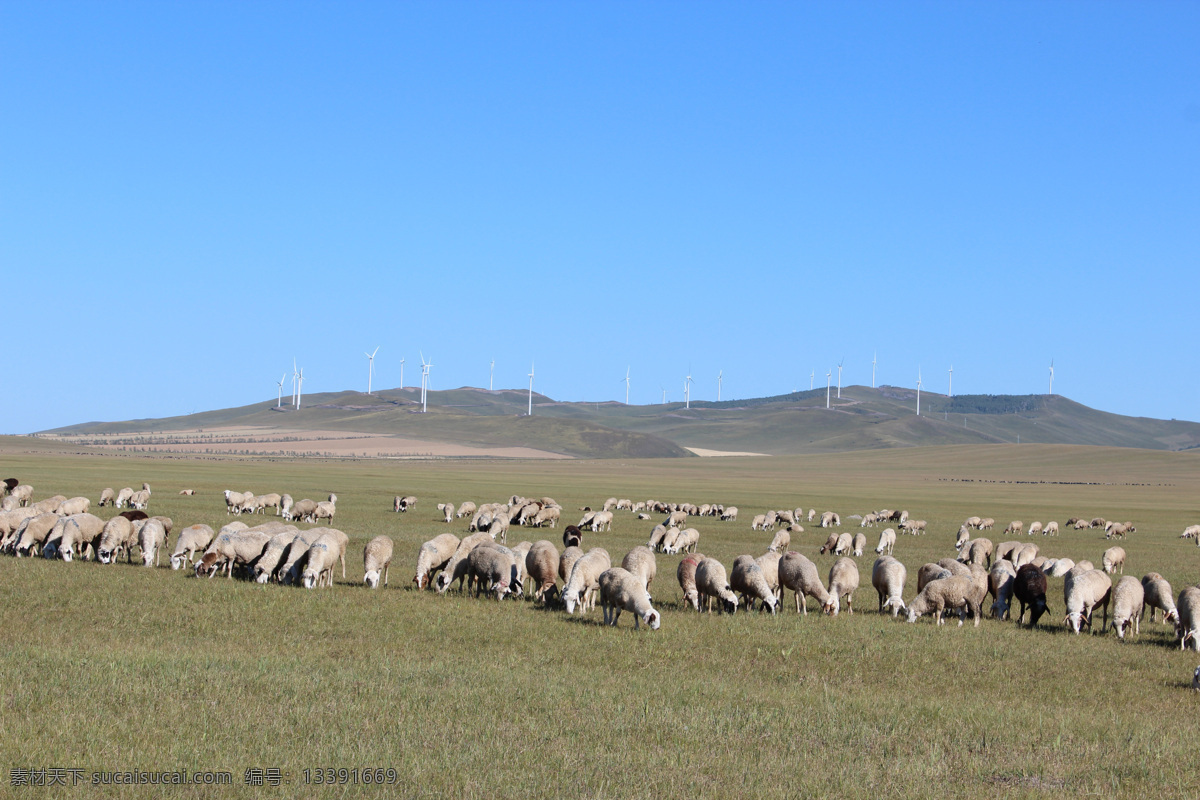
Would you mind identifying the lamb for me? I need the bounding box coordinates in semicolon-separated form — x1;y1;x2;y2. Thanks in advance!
906;576;984;627
300;531;346;588
676;553;708;611
1063;567;1113;634
767;528;791;553
1004;521;1024;536
433;532;492;593
666;528;700;555
1109;576;1144;640
196;530;273;579
1013;564;1050;627
1027;521;1044;537
1043;521;1059;536
874;528;896;556
598;568;661;630
720;507;738;521
526;541;561;602
362;536;394;588
466;544;522;600
1176;587;1200;652
961;538;993;569
779;551;832;614
1140;573;1178;625
820;511;840;528
851;533;867;557
562;547;612;614
826;557;860;615
694;558;739;614
1102;546;1126;575
137;519;168;567
870;556;907;616
731;556;778;614
178;488;197;496
989;560;1017;620
621;546;658;595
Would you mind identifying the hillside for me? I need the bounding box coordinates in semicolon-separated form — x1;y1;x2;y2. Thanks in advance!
40;385;1200;458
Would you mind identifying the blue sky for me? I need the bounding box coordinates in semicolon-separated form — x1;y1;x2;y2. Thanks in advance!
2;1;1197;433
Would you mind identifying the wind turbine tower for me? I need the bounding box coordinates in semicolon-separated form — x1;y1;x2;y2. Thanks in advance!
717;370;723;402
916;368;922;416
276;374;285;408
837;358;844;399
624;367;630;405
365;347;379;395
291;359;298;407
948;365;953;398
399;358;405;391
419;353;432;413
1049;360;1054;395
297;368;304;410
825;369;832;409
810;370;814;391
490;359;495;391
684;372;693;409
872;351;877;389
661;386;666;404
527;363;535;416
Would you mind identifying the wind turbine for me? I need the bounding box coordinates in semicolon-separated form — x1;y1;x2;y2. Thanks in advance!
717;370;723;402
810;370;814;391
365;347;379;395
527;363;535;415
872;351;877;389
661;386;666;404
624;367;630;405
297;367;304;410
399;357;405;391
419;353;432;413
684;371;693;409
948;365;953;398
490;359;495;391
825;368;832;409
291;359;298;407
837;358;844;399
1049;359;1054;395
276;374;285;408
916;367;922;416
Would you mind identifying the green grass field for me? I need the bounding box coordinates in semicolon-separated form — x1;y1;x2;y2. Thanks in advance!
2;443;1199;798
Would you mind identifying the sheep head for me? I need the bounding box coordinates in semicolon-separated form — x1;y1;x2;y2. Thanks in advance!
364;569;381;589
643;609;661;630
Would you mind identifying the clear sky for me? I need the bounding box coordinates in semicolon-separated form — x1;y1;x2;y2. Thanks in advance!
2;1;1197;434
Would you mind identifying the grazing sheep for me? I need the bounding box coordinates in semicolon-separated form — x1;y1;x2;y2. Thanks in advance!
196;530;273;579
1011;543;1040;569
658;526;682;554
620;546;657;594
872;556;907;616
906;576;984;627
562;524;584;549
1004;521;1024;537
531;507;561;528
526;541;561;602
850;533;867;557
1013;564;1050;627
664;510;687;528
989;560;1017;620
1043;521;1059;536
768;528;791;553
253;492;282;514
730;557;778;614
874;528;896;556
750;513;768;531
978;517;995;530
1110;576;1144;640
900;519;927;535
589;511;613;533
411;533;460;590
562;548;612;614
818;533;839;555
299;532;343;589
93;515;136;563
832;532;853;555
994;541;1021;564
1027;521;1044;537
1073;518;1089;530
112;487;134;509
53;514;105;561
137;519;168;567
755;551;782;602
433;532;494;594
363;536;394;588
720;507;738;521
165;524;214;571
30;495;67;515
820;511;840;528
1176;587;1200;652
964;516;983;530
1141;573;1179;625
917;563;952;593
861;512;881;528
11;512;60;557
1102;546;1126;575
1043;558;1076;578
1063;568;1113;634
9;484;34;506
249;529;304;583
695;558;739;614
98;488;116;507
599;568;661;630
279;494;295;520
676;553;708;611
395;495;417;512
827;557;859;615
961;538;993;569
779;551;832;615
1105;522;1134;540
466;544;522;600
955;525;971;551
311;494;337;525
436;502;456;523
559;545;584;586
277;533;319;585
1180;524;1200;540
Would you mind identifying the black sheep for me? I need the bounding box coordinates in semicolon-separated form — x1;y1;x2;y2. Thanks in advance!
562;524;583;549
1013;564;1049;627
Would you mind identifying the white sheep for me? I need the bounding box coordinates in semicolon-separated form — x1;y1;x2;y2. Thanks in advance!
730;556;778;614
1004;521;1024;536
1140;573;1178;625
1063;567;1113;634
249;529;304;583
620;546;657;595
559;545;584;586
1043;521;1059;536
961;538;993;569
874;528;896;556
827;557;859;615
955;526;970;551
1176;587;1200;652
312;494;337;524
137;519;168;567
779;551;832;615
300;531;346;589
1110;576;1144;640
767;528;790;553
11;512;61;557
98;488;116;507
695;558;739;614
1102;546;1126;575
434;531;492;594
851;533;867;557
1181;524;1200;540
676;553;708;611
1027;521;1044;536
666;528;700;555
57;496;90;516
872;556;907;616
989;560;1017;620
720;507;738;521
833;532;853;556
1043;558;1076;578
196;530;273;578
820;511;840;528
906;576;984;626
756;551;782;605
55;514;106;561
363;535;394;588
599;567;661;630
562;547;612;614
170;525;215;570
466;544;522;600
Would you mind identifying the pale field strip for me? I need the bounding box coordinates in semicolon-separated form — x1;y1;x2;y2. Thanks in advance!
38;427;570;460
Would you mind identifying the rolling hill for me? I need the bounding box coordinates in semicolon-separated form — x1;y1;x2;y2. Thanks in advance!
38;385;1200;459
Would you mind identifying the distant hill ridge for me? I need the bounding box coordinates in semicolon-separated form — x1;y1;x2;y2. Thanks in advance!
42;385;1200;458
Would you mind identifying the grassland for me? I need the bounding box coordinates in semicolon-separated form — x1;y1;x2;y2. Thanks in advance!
2;443;1199;799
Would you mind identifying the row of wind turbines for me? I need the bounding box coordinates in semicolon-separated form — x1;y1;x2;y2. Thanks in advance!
276;349;1058;417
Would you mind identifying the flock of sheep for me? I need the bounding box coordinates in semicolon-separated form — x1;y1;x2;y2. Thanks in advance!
3;476;1199;689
